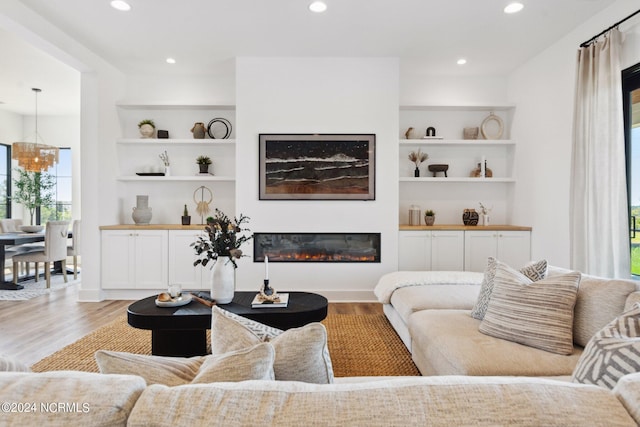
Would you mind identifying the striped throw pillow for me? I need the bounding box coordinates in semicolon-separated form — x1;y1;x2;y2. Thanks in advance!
572;303;640;389
479;261;581;355
471;257;548;320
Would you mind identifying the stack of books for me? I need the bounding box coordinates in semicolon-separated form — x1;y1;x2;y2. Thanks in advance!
251;293;289;308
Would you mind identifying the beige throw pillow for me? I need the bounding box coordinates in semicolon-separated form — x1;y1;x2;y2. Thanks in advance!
471;257;548;320
95;343;274;386
479;261;580;355
211;306;334;383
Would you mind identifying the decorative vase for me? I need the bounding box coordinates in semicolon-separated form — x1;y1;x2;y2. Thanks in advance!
132;195;152;224
181;215;191;226
210;256;235;304
164;166;171;176
414;167;420;177
482;214;490;226
199;164;209;174
191;122;206;139
462;209;479;226
425;215;435;226
139;124;155;138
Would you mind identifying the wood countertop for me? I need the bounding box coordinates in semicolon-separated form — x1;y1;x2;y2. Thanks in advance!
399;224;532;231
100;224;208;230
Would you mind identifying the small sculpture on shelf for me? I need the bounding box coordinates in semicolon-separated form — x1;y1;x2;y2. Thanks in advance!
408;149;429;177
138;119;155;138
404;127;414;139
428;164;448;177
470;160;492;178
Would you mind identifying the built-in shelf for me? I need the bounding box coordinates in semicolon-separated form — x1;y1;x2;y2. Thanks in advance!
117;138;236;145
399;104;515;112
399;177;515;183
117;176;235;182
116;104;236;111
399;139;514;146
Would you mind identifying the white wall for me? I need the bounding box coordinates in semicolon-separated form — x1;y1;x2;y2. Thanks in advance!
235;57;399;301
508;0;640;268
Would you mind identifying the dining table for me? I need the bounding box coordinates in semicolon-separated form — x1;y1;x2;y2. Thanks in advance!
0;232;47;290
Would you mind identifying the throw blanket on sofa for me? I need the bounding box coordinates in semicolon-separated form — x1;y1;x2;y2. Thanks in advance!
374;271;484;304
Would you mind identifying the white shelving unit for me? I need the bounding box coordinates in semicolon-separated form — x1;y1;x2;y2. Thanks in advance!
398;104;518;225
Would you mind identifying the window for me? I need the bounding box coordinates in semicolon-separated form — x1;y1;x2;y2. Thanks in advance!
0;144;10;218
40;148;72;222
623;63;640;277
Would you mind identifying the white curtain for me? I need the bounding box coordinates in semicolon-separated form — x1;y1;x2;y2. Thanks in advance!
570;29;630;278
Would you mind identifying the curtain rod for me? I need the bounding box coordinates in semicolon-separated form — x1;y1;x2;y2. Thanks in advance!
580;8;640;47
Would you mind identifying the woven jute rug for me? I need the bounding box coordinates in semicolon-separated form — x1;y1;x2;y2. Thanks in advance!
31;313;420;377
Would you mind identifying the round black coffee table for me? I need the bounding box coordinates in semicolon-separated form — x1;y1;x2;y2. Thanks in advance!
127;291;328;357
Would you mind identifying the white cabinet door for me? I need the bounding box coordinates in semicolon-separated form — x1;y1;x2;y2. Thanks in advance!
398;231;431;270
496;231;531;268
168;230;207;289
134;230;168;289
464;230;531;272
464;231;498;272
431;230;464;271
101;230;135;289
101;230;168;289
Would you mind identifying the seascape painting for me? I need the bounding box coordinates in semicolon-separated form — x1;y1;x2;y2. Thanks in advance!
259;134;375;200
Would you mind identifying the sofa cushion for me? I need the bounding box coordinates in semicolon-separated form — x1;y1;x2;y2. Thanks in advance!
571;274;639;347
471;257;548;320
626;291;640;312
126;377;636;427
390;284;481;326
0;371;145;426
211;306;334;383
409;310;582;376
614;372;640;426
96;344;275;386
0;354;30;372
95;350;204;386
479;263;580;355
572;303;640;389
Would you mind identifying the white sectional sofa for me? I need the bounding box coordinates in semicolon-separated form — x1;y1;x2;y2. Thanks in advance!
375;266;640;378
0;370;639;426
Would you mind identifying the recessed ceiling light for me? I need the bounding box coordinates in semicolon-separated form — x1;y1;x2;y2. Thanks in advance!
309;1;327;13
504;2;524;14
166;58;176;64
457;58;467;65
110;1;131;11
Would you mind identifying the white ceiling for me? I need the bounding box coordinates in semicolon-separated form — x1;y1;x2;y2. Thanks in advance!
0;0;619;116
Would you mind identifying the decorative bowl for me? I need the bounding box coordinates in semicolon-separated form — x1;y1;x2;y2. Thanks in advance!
20;225;44;233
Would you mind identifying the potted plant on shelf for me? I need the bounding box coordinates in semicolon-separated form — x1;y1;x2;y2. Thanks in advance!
424;209;435;226
408;149;428;177
138;119;155;138
196;155;212;174
12;168;55;229
182;204;191;226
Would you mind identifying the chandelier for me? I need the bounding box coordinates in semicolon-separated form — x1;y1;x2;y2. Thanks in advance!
12;88;59;172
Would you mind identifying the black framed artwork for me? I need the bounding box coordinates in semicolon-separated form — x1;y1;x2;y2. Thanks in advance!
259;133;375;200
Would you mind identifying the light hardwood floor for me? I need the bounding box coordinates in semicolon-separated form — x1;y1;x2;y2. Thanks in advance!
0;283;381;366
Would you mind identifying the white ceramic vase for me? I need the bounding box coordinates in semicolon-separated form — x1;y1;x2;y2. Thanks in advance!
210;256;235;304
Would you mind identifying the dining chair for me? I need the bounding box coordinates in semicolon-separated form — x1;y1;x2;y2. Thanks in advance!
12;221;69;288
0;219;39;277
67;219;81;279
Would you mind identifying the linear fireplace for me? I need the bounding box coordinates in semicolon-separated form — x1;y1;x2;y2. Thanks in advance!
253;233;381;263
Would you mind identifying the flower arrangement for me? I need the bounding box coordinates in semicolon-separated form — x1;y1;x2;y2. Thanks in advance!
408;149;429;167
191;209;252;268
479;202;492;216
